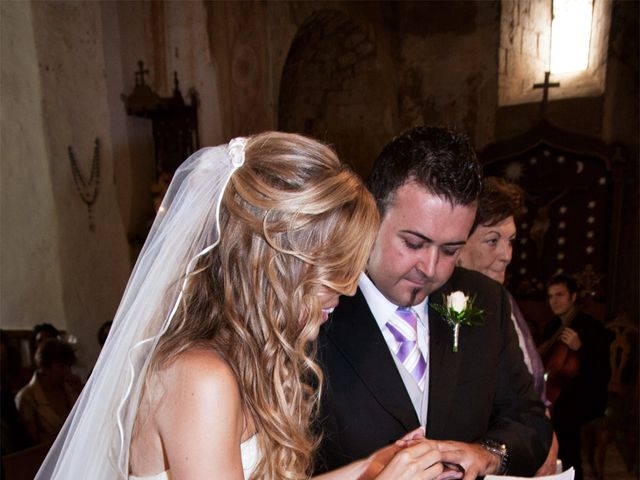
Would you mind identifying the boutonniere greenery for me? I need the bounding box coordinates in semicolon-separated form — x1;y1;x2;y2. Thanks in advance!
432;291;484;352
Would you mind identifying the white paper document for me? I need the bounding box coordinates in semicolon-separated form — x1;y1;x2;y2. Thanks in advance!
485;467;574;480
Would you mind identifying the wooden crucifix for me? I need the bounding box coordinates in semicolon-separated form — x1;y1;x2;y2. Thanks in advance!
533;71;560;118
136;60;150;86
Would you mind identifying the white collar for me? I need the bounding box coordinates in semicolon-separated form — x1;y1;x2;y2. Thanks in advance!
358;272;428;331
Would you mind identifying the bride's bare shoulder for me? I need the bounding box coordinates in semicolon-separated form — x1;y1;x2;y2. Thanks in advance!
170;348;231;372
158;348;241;407
150;350;245;470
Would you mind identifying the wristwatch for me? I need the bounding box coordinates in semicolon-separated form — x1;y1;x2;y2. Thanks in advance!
480;439;509;475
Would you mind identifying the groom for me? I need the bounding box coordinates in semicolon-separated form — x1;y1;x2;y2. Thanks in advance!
315;127;552;477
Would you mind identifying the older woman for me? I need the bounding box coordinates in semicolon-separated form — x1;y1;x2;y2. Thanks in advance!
457;177;559;476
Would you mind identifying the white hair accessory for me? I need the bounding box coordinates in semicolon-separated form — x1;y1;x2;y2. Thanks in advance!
228;137;248;167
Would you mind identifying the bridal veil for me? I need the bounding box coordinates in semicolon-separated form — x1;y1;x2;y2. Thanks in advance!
36;139;247;479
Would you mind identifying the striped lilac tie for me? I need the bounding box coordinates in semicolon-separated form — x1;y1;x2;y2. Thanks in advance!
387;307;427;391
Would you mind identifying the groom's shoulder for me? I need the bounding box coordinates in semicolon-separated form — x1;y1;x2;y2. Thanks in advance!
449;266;502;292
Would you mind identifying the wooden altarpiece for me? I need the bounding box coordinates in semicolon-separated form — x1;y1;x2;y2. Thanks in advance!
479;119;625;328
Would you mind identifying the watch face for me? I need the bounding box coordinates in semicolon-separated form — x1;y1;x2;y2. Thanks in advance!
481;439;509;474
483;440;501;450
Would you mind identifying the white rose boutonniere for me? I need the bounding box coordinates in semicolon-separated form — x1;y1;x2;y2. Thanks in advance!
432;291;484;352
447;291;468;312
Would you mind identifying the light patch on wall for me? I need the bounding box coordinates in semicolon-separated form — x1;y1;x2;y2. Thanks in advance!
499;0;610;106
550;0;593;74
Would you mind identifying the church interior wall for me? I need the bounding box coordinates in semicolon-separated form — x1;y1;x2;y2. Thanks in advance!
162;0;223;148
278;7;398;177
32;1;131;375
493;0;638;321
109;0;224;251
392;1;499;151
601;0;639;324
1;1;133;375
1;0;637;374
273;1;499;177
206;1;277;140
104;0;155;242
1;0;67;333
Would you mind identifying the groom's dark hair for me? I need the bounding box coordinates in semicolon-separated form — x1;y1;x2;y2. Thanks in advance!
367;126;483;217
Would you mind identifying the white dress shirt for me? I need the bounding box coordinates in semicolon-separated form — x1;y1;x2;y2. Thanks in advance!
359;273;430;425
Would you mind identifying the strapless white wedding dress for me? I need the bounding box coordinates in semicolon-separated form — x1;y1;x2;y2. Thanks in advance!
129;435;260;480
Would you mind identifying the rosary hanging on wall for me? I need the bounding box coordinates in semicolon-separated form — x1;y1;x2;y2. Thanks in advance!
68;138;100;232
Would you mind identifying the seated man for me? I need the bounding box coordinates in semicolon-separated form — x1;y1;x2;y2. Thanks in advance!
540;274;611;480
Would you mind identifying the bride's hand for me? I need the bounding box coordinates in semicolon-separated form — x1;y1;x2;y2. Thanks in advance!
357;433;423;477
360;439;461;480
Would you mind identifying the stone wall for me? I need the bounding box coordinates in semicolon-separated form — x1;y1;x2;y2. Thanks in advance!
1;1;66;332
274;2;500;177
278;8;395;176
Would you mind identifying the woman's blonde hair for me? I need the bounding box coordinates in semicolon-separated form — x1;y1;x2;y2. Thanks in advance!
149;132;378;478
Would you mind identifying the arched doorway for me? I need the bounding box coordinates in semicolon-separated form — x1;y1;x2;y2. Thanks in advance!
278;10;395;178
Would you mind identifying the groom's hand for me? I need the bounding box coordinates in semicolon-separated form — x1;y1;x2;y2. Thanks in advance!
434;440;500;480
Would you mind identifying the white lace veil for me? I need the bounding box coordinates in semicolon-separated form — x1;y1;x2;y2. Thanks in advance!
36;138;248;479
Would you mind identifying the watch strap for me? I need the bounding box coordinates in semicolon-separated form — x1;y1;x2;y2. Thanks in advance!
480;438;509;475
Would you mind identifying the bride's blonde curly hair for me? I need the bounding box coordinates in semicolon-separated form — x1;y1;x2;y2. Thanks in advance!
150;132;379;478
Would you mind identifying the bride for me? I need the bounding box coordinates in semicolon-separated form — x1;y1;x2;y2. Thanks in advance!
36;132;449;479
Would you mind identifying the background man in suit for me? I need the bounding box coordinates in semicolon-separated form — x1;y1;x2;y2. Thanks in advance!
316;126;552;478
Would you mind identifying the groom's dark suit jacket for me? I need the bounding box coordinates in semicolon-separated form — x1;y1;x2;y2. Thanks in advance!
315;267;552;476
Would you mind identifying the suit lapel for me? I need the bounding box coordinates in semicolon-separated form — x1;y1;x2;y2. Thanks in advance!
427;277;464;438
327;290;420;431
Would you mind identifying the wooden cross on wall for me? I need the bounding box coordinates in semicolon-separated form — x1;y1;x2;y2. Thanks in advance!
136;60;150;86
533;71;560;118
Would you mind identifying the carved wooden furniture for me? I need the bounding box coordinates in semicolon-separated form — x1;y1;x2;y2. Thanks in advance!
122;61;199;180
